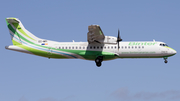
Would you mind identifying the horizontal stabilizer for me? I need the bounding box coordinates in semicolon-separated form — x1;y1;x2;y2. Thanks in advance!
6;18;19;23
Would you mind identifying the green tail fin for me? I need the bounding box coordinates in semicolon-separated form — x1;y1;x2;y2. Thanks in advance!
6;17;40;45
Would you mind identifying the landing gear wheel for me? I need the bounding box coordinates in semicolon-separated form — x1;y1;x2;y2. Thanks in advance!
95;56;103;67
96;62;102;67
164;60;168;63
163;57;168;64
95;58;100;63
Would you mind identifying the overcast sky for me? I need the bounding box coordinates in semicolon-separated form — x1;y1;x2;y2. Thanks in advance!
1;0;180;101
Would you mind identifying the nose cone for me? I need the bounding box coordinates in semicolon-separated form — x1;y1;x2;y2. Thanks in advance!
173;50;177;54
164;47;176;56
170;49;177;56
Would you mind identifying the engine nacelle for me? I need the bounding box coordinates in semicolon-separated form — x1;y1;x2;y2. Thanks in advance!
101;36;117;44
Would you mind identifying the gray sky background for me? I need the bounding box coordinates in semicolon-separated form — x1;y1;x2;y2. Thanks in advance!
1;0;180;101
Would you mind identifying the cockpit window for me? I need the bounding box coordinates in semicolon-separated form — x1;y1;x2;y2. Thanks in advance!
160;43;168;47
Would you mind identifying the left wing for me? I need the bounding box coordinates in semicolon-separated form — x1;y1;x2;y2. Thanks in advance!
87;25;105;44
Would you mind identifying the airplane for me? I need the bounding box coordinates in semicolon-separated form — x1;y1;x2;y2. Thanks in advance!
5;17;177;67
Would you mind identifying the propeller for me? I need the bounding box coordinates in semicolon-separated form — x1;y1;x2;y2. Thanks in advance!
117;29;122;50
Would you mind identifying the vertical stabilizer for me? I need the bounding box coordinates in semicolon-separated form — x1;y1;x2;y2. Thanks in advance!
6;17;40;45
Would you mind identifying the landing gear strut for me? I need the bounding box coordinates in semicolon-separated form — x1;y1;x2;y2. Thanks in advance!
95;56;103;67
163;57;168;63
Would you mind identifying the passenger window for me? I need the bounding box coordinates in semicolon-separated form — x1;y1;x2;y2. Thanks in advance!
38;40;42;43
135;46;137;49
104;46;106;49
69;47;71;49
59;47;61;49
114;46;116;49
79;47;81;49
108;46;110;49
83;47;85;49
94;46;96;49
66;47;67;49
121;46;123;49
76;47;78;49
72;47;74;49
90;46;92;49
43;40;47;42
125;46;127;49
128;46;130;49
132;46;133;49
139;46;141;48
111;46;113;49
142;46;144;48
62;47;64;49
101;46;103;49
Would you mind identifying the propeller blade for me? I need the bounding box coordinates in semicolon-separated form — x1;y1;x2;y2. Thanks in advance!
117;29;122;42
117;29;122;50
117;41;119;50
118;30;120;39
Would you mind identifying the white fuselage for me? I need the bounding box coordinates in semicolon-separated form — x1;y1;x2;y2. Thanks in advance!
40;41;176;59
6;40;176;60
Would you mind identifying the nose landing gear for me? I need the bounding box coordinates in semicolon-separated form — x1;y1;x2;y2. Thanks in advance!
95;56;103;67
163;57;168;63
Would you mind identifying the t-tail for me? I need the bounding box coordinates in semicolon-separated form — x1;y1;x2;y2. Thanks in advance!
6;17;41;45
5;17;43;55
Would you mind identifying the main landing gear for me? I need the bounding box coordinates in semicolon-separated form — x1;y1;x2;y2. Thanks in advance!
163;57;168;63
95;56;103;67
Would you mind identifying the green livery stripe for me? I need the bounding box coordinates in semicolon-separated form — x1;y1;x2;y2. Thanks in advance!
8;23;35;44
12;39;21;45
12;39;74;58
17;45;68;59
7;23;49;49
58;49;116;60
12;23;36;41
63;49;114;56
164;46;176;51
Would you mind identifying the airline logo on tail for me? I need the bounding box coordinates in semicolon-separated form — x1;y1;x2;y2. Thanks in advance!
6;17;40;45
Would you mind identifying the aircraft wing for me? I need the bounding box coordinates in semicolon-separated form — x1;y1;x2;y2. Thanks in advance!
87;25;105;44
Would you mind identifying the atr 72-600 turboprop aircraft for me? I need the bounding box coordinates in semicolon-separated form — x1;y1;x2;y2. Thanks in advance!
5;18;177;67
